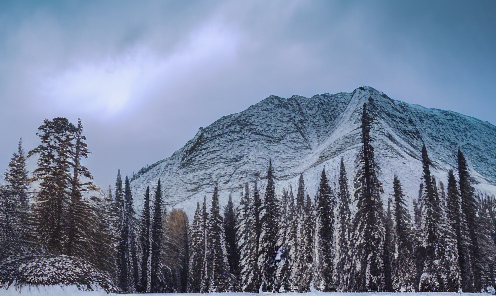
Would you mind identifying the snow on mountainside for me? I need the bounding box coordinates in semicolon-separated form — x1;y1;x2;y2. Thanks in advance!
130;86;496;216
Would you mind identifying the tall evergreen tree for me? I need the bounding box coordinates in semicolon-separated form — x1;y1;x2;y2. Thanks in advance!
1;139;30;258
200;195;210;293
350;103;384;292
392;176;415;291
446;169;470;291
224;194;240;289
116;170;129;292
206;185;229;292
238;182;259;292
458;149;483;292
188;202;203;292
259;160;279;292
291;174;307;292
315;168;336;291
139;186;151;292
383;199;394;292
124;176;139;292
29;118;75;255
66;119;98;257
418;145;444;291
277;188;297;292
300;193;314;292
150;179;164;292
337;158;351;290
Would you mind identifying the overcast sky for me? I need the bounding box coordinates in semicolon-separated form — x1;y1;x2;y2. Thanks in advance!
1;0;495;188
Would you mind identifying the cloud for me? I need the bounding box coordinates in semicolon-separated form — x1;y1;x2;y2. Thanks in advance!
0;0;495;187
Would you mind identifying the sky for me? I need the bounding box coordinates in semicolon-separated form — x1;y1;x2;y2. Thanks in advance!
0;0;495;189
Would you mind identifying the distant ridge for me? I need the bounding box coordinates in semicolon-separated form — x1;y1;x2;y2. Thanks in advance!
130;86;496;216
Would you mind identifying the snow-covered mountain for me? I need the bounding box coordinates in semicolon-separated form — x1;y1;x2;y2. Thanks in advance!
130;86;496;216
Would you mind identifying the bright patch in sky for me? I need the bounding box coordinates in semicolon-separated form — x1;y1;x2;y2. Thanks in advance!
40;21;239;119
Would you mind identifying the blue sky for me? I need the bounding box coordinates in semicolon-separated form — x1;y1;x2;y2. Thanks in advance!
0;0;495;188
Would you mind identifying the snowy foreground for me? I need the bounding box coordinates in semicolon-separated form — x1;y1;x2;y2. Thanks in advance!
0;286;493;296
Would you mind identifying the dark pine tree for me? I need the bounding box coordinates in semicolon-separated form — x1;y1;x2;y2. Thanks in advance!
1;139;30;259
350;103;384;292
124;176;139;292
139;186;151;292
260;160;279;292
224;194;240;289
207;184;229;292
29;118;75;255
150;179;164;292
300;193;314;292
392;176;415;291
337;158;352;290
383;199;394;292
200;195;210;293
458;149;483;292
315;168;335;291
419;144;444;291
115;170;128;292
188;202;203;292
291;174;307;291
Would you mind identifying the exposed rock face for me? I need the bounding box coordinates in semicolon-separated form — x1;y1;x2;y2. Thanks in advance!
131;86;496;215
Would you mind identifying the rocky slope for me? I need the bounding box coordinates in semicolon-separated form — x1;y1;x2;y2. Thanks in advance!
130;86;496;216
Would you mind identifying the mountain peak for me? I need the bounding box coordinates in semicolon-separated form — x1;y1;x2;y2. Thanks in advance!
131;87;496;217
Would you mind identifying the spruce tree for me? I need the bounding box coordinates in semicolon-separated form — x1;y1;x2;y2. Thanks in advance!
139;186;151;292
392;176;415;291
291;174;307;291
29;118;75;254
124;176;139;292
224;194;240;289
350;103;384;292
458;149;482;292
337;158;351;290
150;179;164;292
188;202;203;292
300;193;314;292
116;170;128;292
206;185;229;292
238;182;258;292
383;199;394;292
315;168;335;291
1;139;30;258
446;169;470;291
418;145;444;291
260;160;279;292
200;195;210;292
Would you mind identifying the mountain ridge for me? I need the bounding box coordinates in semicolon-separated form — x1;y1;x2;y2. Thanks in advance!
130;86;496;216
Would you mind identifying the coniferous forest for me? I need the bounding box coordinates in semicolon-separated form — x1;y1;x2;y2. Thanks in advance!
1;105;496;293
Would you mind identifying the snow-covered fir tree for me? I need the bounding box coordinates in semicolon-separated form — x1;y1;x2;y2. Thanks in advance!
206;185;230;292
223;194;239;289
383;198;394;292
315;168;336;291
418;145;445;291
446;169;470;291
259;160;279;292
391;176;415;291
458;149;483;292
188;202;203;292
350;103;385;292
1;139;30;260
138;186;151;292
337;158;351;290
150;179;164;292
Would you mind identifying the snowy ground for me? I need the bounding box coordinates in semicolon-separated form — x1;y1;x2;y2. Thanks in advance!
0;286;493;296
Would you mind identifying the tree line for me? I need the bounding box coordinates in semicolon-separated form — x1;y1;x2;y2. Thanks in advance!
1;104;496;293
